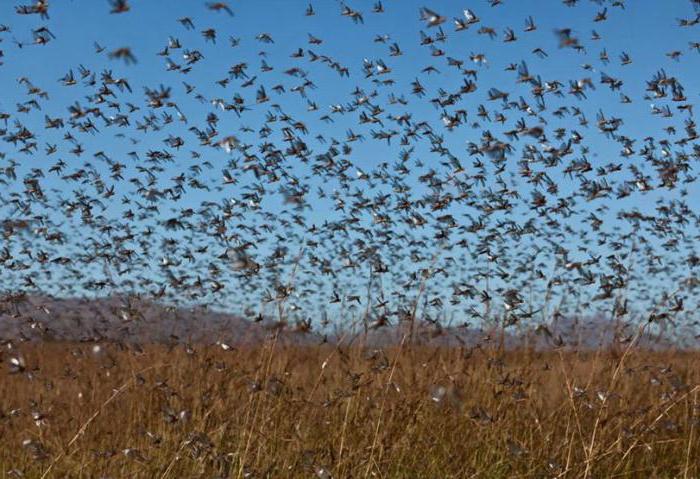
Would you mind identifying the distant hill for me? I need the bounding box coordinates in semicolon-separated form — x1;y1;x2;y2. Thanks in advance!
0;294;689;349
0;294;266;344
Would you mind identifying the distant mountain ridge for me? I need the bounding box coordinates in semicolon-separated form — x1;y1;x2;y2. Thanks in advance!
0;294;689;349
0;294;262;344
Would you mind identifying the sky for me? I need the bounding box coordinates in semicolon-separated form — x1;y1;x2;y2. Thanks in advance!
0;0;699;335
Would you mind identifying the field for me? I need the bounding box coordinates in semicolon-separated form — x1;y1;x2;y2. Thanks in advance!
1;337;699;478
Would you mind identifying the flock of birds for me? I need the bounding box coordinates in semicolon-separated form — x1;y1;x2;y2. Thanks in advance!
0;0;699;345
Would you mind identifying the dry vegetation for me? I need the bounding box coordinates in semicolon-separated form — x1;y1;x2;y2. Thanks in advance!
1;337;700;478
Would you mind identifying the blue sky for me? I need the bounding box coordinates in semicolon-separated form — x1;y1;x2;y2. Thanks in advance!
1;0;699;334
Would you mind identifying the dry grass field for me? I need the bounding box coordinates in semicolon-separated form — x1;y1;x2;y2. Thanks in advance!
1;337;699;478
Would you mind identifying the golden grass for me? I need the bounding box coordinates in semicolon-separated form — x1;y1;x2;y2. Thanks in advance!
1;338;699;478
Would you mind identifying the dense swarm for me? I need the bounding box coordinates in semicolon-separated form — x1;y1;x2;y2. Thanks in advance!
0;0;698;345
0;1;700;476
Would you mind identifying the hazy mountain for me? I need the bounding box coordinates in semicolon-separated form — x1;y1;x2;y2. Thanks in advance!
0;294;687;349
0;294;264;344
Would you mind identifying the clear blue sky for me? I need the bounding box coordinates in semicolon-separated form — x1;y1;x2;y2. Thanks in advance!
1;0;699;335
